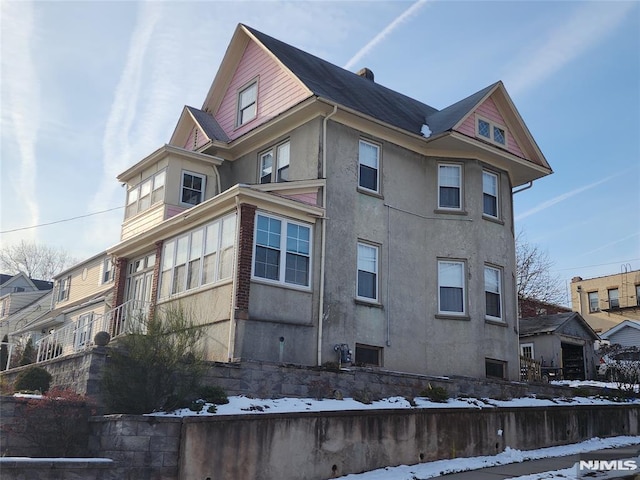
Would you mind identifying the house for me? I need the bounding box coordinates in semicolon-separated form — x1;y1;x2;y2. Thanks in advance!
571;269;640;333
40;24;552;380
600;320;640;348
519;312;600;380
0;273;53;338
518;297;571;319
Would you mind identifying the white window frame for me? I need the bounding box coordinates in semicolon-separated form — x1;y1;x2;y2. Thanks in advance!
482;171;499;218
237;80;258;127
252;213;312;289
125;169;166;219
476;115;508;147
438;164;462;211
180;171;206;207
101;257;114;285
588;291;599;313
358;139;380;193
159;213;236;299
484;265;503;321
356;242;379;302
438;260;466;315
608;288;620;309
57;275;71;302
520;343;534;359
259;140;290;184
75;313;94;349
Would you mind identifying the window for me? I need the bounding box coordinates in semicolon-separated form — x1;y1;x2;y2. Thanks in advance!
253;214;311;287
125;170;166;218
482;171;499;218
358;140;380;193
357;243;378;301
57;275;71;302
476;116;507;147
159;214;236;299
75;313;94;349
520;343;534;359
259;141;290;184
485;358;506;379
438;261;465;314
237;81;257;126
438;164;461;210
608;288;619;309
355;344;382;366
102;257;114;284
484;266;502;320
636;285;640;306
0;299;8;317
588;291;599;313
181;171;206;206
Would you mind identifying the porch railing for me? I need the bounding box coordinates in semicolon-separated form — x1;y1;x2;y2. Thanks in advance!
35;299;151;363
520;355;542;382
1;342;15;371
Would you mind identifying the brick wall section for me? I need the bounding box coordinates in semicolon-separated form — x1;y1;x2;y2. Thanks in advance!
147;240;163;321
519;297;571;319
235;204;256;319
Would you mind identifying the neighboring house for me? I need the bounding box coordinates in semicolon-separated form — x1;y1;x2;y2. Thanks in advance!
0;273;53;338
518;297;571;319
40;24;553;380
600;320;640;348
16;252;115;361
519;312;600;380
571;269;640;333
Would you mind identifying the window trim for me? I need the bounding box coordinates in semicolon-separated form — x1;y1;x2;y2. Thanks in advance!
180;170;207;207
437;259;466;316
587;291;600;313
101;257;114;285
258;140;290;184
482;170;499;219
355;343;383;367
484;264;503;321
437;163;463;211
252;212;313;290
356;241;379;302
236;79;258;127
57;275;71;302
485;358;506;379
476;115;508;147
125;169;166;219
608;288;620;309
358;139;381;194
75;312;94;349
520;343;534;359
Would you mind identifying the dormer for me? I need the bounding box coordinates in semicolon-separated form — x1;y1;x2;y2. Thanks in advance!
117;145;223;241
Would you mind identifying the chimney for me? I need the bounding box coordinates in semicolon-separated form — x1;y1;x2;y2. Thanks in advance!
571;276;583;283
356;67;374;81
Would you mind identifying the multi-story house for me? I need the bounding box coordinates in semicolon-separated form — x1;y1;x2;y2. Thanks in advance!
0;273;52;338
100;24;552;381
571;269;640;333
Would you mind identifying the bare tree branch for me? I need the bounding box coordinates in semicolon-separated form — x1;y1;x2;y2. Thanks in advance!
516;231;565;306
0;240;76;281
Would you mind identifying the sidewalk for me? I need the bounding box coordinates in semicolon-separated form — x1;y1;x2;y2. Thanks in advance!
434;446;640;479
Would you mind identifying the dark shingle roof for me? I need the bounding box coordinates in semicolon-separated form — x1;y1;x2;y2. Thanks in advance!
519;312;578;336
186;106;230;142
244;25;440;135
32;279;53;291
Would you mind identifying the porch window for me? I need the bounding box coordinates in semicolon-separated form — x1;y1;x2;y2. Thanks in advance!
159;213;236;299
253;213;311;287
125;170;166;219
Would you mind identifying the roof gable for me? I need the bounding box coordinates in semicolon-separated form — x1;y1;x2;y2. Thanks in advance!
601;320;640;339
169;106;230;150
520;312;599;340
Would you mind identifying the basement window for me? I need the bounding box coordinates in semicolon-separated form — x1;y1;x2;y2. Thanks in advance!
355;344;382;367
485;358;506;379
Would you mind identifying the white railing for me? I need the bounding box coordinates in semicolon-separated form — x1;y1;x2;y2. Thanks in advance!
1;342;15;371
35;299;151;363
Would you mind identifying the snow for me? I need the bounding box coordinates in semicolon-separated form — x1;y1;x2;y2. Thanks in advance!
421;123;432;137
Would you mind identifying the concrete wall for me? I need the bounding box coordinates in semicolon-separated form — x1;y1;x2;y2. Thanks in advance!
0;459;121;480
322;121;519;379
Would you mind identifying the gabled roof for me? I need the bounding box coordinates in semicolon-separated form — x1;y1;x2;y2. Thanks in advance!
185;106;230;143
0;272;52;291
520;312;599;340
601;320;640;340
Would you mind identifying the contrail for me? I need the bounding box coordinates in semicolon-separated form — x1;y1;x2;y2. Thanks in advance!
343;0;429;70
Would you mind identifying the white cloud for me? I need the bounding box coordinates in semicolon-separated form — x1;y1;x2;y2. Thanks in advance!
504;2;635;95
343;0;429;70
1;1;39;238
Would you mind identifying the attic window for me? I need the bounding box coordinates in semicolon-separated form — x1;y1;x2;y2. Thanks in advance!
237;81;257;127
476;116;507;147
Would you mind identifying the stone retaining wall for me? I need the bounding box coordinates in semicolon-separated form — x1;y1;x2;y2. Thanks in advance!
0;458;123;480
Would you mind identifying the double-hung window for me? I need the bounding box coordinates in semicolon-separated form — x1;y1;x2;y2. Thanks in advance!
484;265;502;320
101;257;114;284
438;261;465;315
482;171;499;218
358;140;379;193
608;288;620;309
125;170;166;218
237;81;257;126
357;242;378;301
588;291;599;312
181;171;206;206
75;313;94;349
438;164;462;210
253;214;311;287
57;275;71;302
477;116;507;147
259;141;290;184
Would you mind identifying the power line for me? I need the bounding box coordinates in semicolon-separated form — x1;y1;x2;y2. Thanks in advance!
0;206;124;234
551;258;640;273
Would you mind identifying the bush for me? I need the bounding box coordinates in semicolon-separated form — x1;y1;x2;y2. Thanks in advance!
198;385;229;405
420;383;449;403
101;304;207;414
14;366;52;393
19;338;36;366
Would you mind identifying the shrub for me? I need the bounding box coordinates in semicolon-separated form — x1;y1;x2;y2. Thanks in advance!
352;388;373;405
421;383;449;403
198;385;229;405
14;366;52;393
19;338;36;366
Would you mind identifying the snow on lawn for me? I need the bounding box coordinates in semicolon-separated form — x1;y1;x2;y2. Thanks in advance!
336;436;640;480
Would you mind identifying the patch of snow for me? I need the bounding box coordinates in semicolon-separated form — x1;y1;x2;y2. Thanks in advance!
421;123;432;137
0;457;114;463
13;393;43;399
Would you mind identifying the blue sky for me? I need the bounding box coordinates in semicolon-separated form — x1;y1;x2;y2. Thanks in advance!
1;1;638;299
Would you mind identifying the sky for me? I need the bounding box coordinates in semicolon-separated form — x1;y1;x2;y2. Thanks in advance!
1;1;639;300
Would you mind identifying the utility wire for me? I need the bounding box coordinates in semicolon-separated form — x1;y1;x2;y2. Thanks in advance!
0;206;124;234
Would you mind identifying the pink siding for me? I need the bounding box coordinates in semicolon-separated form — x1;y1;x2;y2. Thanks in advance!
183;126;209;151
282;192;318;206
165;204;187;221
456;96;525;158
215;40;310;140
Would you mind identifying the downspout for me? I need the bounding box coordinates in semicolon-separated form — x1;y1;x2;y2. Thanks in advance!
512;181;533;195
227;197;241;362
317;104;338;366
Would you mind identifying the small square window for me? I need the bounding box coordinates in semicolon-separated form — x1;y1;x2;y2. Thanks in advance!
181;171;206;206
355;344;382;366
486;358;506;379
